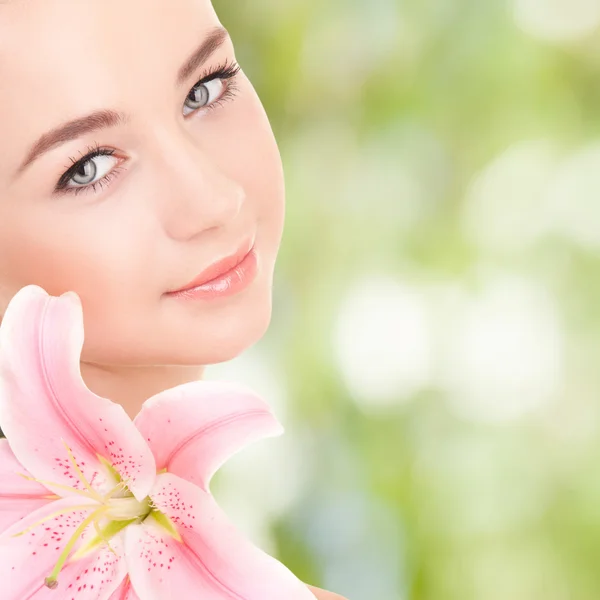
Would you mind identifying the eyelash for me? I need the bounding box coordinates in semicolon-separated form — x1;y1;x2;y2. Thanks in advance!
54;59;241;197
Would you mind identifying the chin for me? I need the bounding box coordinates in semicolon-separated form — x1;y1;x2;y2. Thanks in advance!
81;266;277;367
160;291;274;367
83;308;272;368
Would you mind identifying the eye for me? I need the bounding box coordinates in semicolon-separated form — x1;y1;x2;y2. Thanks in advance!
183;78;227;117
54;146;125;197
54;61;241;197
68;153;117;187
182;59;241;117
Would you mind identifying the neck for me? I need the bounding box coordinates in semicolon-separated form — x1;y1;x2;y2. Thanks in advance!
79;362;206;419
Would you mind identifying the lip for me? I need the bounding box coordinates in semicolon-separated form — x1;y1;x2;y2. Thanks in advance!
165;245;259;301
166;236;255;295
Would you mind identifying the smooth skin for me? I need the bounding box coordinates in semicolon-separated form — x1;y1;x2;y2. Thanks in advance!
0;0;347;597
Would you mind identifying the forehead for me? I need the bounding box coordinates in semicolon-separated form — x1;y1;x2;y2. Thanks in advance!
0;0;218;70
0;0;220;175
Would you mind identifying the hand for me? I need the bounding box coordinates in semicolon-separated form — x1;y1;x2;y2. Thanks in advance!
306;584;349;599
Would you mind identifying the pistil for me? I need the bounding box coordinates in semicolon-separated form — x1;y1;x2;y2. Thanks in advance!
12;443;177;591
44;505;109;589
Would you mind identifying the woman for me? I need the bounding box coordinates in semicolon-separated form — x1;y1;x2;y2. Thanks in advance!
0;0;347;598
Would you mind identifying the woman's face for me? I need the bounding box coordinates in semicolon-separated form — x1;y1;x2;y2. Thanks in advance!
0;0;286;367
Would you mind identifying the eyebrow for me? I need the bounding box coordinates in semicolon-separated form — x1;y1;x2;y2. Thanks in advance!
13;25;230;180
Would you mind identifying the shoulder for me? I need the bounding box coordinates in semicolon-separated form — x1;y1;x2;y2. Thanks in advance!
306;584;349;599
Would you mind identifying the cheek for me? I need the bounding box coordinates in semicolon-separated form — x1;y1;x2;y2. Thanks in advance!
222;84;286;255
0;205;148;308
0;206;159;363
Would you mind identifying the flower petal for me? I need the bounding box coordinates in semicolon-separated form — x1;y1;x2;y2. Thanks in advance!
0;495;127;599
134;380;283;491
0;439;55;535
124;473;314;600
0;285;156;500
109;576;141;600
25;533;128;600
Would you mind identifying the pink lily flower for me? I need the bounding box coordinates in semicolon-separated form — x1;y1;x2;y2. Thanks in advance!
0;285;316;600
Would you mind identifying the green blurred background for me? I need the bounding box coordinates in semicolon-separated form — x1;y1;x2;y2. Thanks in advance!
206;1;600;599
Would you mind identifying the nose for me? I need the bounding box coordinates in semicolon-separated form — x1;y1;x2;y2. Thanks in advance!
151;126;245;241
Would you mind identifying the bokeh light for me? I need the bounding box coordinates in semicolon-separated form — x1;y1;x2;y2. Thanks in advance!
513;0;600;43
333;275;433;411
210;0;600;596
2;2;598;599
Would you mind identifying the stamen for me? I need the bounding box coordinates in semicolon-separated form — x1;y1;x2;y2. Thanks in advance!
12;451;173;589
106;496;151;521
98;455;122;484
13;448;175;588
12;504;99;538
44;505;109;589
72;518;136;561
93;520;117;556
61;439;103;503
101;480;128;502
18;473;98;500
97;455;136;498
